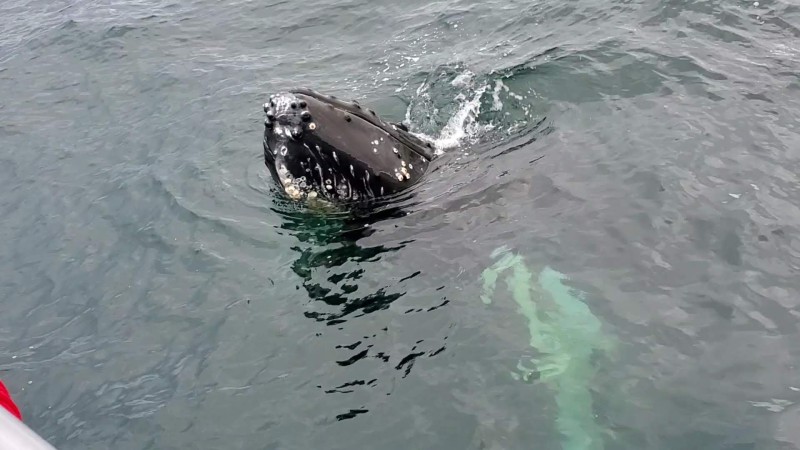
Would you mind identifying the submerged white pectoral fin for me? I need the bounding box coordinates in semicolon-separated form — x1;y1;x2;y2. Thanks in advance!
480;248;612;450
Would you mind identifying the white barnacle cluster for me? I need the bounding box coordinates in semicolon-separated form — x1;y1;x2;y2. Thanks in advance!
273;123;292;139
277;164;301;199
394;164;411;181
272;94;293;111
284;185;301;199
278;165;315;200
335;179;352;199
277;163;291;180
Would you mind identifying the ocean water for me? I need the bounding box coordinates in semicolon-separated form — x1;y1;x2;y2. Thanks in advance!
1;0;800;448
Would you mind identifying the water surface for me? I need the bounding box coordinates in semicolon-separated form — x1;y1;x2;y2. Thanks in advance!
1;0;800;448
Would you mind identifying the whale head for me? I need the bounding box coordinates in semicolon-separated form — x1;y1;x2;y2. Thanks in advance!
263;89;434;203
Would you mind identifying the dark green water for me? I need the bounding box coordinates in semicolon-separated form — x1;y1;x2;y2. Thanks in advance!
2;0;800;448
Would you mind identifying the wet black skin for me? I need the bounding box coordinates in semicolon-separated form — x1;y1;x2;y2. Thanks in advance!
263;88;435;202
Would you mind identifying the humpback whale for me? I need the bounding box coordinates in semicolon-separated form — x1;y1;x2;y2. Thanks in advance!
263;89;435;203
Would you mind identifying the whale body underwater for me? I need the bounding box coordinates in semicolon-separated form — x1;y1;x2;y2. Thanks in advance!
263;89;436;203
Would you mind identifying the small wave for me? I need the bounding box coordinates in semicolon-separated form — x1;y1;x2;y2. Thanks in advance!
430;84;489;153
403;65;546;156
404;68;492;154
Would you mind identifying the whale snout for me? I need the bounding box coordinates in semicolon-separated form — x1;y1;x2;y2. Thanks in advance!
264;92;315;141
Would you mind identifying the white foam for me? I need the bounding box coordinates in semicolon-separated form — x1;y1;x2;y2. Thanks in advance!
451;71;475;88
429;84;488;153
492;79;506;111
403;70;517;155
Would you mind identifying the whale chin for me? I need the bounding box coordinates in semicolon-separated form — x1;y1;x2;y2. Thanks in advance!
262;88;434;204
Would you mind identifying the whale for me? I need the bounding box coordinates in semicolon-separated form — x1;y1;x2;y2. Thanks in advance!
263;89;436;203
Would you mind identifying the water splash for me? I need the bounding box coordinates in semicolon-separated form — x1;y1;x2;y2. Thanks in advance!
429;84;489;153
402;67;494;154
403;66;547;156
